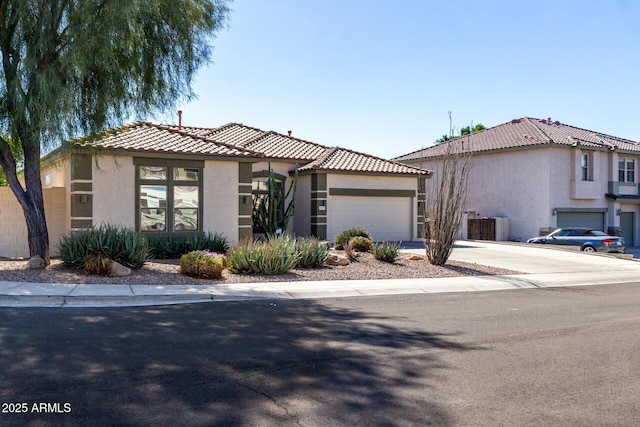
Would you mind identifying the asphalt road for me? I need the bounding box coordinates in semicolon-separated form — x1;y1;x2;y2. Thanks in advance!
1;283;640;426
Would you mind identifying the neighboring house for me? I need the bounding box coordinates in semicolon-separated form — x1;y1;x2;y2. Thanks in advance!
394;117;640;245
1;121;430;258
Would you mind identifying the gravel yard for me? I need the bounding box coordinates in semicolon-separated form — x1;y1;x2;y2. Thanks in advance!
0;252;520;286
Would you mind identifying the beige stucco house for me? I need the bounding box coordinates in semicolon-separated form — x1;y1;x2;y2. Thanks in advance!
1;121;430;258
394;117;640;245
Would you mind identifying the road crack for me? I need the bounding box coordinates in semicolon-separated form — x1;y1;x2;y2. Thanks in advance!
235;380;303;426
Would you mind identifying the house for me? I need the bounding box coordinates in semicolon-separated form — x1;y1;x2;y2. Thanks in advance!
394;117;640;245
0;121;430;258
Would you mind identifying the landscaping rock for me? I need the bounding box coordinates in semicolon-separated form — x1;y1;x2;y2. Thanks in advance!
325;253;350;266
405;254;425;261
25;256;46;270
109;261;131;277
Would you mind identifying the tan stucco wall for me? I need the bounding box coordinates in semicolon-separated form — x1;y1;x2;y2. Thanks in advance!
406;146;622;241
0;187;66;258
92;155;136;228
204;160;240;243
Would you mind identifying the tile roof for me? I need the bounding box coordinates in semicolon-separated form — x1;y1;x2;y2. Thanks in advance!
73;122;263;158
393;117;640;162
77;121;431;175
175;122;428;175
298;146;430;176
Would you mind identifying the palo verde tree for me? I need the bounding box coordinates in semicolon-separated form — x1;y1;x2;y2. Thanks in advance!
0;0;231;264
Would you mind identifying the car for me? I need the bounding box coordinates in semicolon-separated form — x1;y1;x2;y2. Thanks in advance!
527;228;625;253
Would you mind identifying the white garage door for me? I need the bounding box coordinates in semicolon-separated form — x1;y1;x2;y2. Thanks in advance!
328;196;412;242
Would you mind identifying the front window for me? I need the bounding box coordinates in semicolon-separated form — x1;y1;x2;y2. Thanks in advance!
136;163;202;233
581;152;592;181
618;158;635;183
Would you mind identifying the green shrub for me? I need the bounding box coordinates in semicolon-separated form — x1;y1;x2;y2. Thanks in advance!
348;236;374;252
373;241;401;263
227;234;298;275
296;237;329;268
59;224;150;269
179;250;226;279
147;232;228;259
334;227;372;250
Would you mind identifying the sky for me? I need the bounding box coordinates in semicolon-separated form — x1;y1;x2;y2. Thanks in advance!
158;0;640;159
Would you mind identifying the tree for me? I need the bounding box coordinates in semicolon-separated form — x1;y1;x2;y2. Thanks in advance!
0;0;231;264
423;140;472;265
435;123;485;144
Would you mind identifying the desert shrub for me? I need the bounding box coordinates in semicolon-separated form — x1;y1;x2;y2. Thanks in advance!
334;227;372;250
373;241;401;263
227;234;298;275
296;237;329;268
147;232;228;259
179;250;226;279
59;224;150;269
348;236;374;252
84;253;112;275
343;240;355;259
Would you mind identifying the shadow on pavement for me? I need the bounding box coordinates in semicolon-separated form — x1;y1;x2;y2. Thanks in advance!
0;300;482;426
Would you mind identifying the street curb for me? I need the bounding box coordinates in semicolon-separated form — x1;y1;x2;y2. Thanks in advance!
0;294;218;308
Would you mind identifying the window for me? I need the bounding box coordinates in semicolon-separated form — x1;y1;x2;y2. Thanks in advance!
581;152;592;181
136;161;203;233
618;158;635;183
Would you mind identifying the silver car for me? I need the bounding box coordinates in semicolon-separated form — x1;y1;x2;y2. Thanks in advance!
527;228;625;253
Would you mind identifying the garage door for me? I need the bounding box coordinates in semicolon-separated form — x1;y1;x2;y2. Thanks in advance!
328;196;412;242
556;211;605;231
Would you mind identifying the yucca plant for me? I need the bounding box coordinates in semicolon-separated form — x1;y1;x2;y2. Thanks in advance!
373;241;401;263
227;234;299;275
296;237;329;268
58;224;150;269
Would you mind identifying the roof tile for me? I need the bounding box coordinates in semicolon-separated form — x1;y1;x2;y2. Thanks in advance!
74;122;262;158
393;117;640;161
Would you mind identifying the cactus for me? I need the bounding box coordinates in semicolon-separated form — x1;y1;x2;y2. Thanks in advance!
252;162;298;236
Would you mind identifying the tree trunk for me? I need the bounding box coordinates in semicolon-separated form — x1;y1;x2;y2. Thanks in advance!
12;142;51;265
22;192;50;264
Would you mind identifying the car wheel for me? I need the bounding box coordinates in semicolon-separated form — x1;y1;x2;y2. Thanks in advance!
582;245;596;253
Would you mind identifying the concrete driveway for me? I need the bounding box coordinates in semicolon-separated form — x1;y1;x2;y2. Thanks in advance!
445;241;640;274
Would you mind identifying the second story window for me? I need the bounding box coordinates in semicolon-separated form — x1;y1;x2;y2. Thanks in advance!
619;158;635;183
581;152;592;181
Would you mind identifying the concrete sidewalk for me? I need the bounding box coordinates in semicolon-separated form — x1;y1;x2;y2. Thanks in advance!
2;241;640;307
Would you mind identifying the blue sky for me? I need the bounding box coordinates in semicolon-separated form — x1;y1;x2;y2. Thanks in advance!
165;0;640;159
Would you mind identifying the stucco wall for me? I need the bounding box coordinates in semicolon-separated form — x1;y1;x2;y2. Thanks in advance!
406;146;626;241
203;160;240;243
93;155;136;228
0;187;66;258
413;148;555;241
